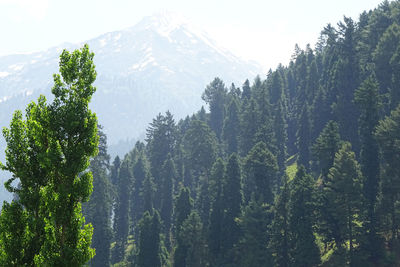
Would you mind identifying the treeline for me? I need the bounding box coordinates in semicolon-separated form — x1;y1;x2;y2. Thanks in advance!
84;1;400;266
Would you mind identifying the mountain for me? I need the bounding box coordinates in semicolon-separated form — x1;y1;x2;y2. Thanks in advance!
0;11;262;202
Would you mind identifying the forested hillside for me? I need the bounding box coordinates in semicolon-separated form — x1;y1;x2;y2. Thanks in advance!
3;0;400;266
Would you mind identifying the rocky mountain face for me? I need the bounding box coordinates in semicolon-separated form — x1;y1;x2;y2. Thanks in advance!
0;12;262;201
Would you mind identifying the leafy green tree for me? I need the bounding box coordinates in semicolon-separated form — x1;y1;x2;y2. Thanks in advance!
324;143;364;265
288;166;320;267
0;44;98;266
202;77;227;139
244;142;278;204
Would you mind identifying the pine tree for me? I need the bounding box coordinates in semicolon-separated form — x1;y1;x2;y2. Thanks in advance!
221;153;243;263
208;158;225;267
235;196;273;267
146;111;176;209
112;158;132;264
160;154;176;247
244;142;278;204
177;211;207;267
270;175;290;267
131;153;149;233
202;77;227;139
222;98;240;155
288;166;320;267
136;210;163;267
324;143;363;265
311;120;342;179
296;105;311;170
354;74;383;262
84;126;112;267
240;98;260;156
174;186;194;267
375;104;400;245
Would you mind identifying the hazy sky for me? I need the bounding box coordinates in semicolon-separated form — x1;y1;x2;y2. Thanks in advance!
0;0;384;70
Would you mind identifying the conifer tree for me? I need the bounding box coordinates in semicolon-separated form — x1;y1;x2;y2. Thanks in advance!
160;154;175;247
354;74;383;262
208;159;225;267
202;77;227;139
84;126;112;267
136;210;163;267
240;98;260;156
244;142;278;204
177;211;207;267
375;104;400;244
296;105;311;170
222;98;240;155
112;159;132;264
324;143;363;265
131;153;149;233
270;175;290;267
311;120;342;178
288;166;320;267
221;153;243;263
235;196;273;267
174;186;194;267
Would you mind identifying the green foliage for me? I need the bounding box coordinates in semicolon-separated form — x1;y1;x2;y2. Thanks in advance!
0;44;98;266
289;166;320;267
244;142;278;204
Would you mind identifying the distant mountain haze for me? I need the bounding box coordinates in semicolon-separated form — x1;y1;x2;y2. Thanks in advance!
0;12;261;202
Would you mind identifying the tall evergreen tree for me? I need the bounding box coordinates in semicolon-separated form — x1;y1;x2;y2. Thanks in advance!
159;154;176;247
354;74;383;262
174;186;194;267
202;77;227;139
84;126;112;267
235;196;273;267
208;158;225;267
270;175;290;267
136;210;163;267
112;159;132;264
221;153;243;263
244;142;278;204
288;166;320;267
311;120;342;178
296;105;311;170
375;104;400;245
324;143;364;266
222;98;240;155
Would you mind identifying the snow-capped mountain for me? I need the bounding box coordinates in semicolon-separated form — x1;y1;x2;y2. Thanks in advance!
0;12;262;201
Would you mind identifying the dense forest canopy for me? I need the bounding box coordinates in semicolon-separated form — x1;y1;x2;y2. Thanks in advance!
2;0;400;266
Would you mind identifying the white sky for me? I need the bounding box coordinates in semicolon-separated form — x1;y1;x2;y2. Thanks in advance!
0;0;385;70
